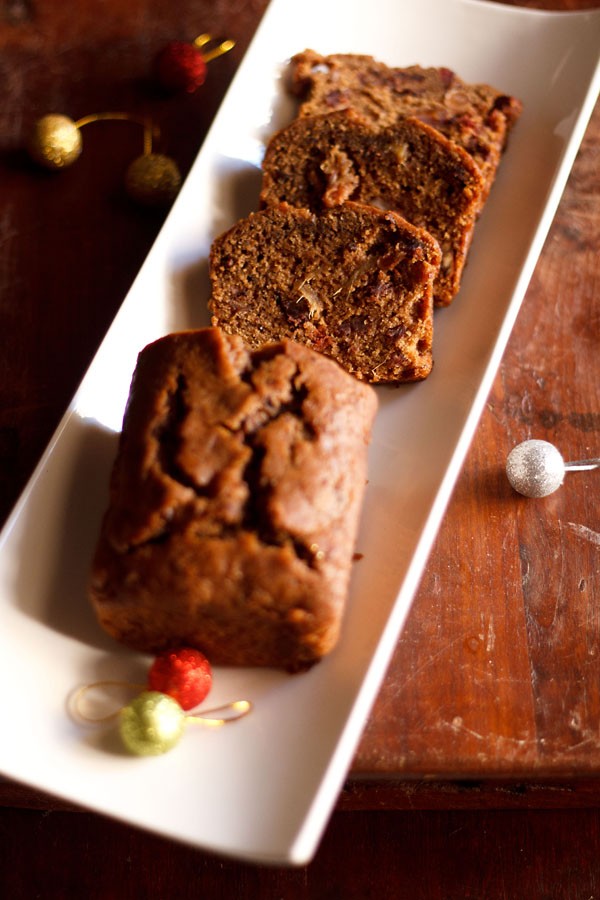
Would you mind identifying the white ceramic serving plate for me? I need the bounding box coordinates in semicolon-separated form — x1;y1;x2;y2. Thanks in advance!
1;0;599;866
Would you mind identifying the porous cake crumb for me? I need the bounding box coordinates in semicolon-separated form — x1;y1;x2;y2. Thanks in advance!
209;201;441;383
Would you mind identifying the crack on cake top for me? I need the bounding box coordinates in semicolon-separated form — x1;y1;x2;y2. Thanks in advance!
149;351;324;570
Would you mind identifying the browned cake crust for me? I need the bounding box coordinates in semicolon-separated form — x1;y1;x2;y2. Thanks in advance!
289;50;522;204
89;328;377;670
259;109;484;306
208;202;441;383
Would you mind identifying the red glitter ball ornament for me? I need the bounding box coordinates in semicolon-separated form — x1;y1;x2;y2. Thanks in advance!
154;41;207;93
148;648;213;710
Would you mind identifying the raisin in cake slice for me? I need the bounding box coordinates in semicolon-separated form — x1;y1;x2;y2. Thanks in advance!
260;109;483;306
290;50;522;205
208;201;441;384
89;328;377;671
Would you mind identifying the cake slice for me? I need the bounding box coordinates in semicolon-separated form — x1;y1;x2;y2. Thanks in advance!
260;109;484;305
89;327;377;671
289;50;522;204
208;201;441;384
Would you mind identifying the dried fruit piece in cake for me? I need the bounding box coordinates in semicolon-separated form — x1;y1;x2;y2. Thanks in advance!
208;201;441;384
89;327;377;671
289;50;522;204
260;109;484;305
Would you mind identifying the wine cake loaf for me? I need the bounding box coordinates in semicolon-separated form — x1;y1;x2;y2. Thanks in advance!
289;50;522;204
209;201;441;383
89;327;377;670
259;109;484;305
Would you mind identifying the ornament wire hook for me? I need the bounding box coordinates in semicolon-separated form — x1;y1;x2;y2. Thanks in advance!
187;699;253;728
71;680;251;729
74;112;158;156
192;33;236;62
563;458;600;472
71;679;146;724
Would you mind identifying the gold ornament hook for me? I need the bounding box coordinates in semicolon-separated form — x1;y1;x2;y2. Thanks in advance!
192;33;236;63
71;679;252;755
74;112;159;156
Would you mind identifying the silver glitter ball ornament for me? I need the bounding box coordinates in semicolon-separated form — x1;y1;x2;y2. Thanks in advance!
506;439;565;498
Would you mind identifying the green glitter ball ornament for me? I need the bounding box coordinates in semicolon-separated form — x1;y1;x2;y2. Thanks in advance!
120;691;185;756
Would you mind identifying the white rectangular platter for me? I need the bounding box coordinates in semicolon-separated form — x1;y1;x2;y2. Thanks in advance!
0;0;599;866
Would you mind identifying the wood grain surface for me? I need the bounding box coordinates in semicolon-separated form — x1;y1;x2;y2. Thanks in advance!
0;0;599;895
355;74;600;784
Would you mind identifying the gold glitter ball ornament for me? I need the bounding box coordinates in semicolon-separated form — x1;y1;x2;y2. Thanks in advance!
124;152;182;207
28;114;83;170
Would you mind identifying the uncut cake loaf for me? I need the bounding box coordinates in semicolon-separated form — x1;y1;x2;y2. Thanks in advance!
89;327;377;670
209;201;441;383
259;109;484;306
289;50;522;204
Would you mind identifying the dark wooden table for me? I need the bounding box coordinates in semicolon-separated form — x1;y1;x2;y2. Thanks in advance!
1;0;599;896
